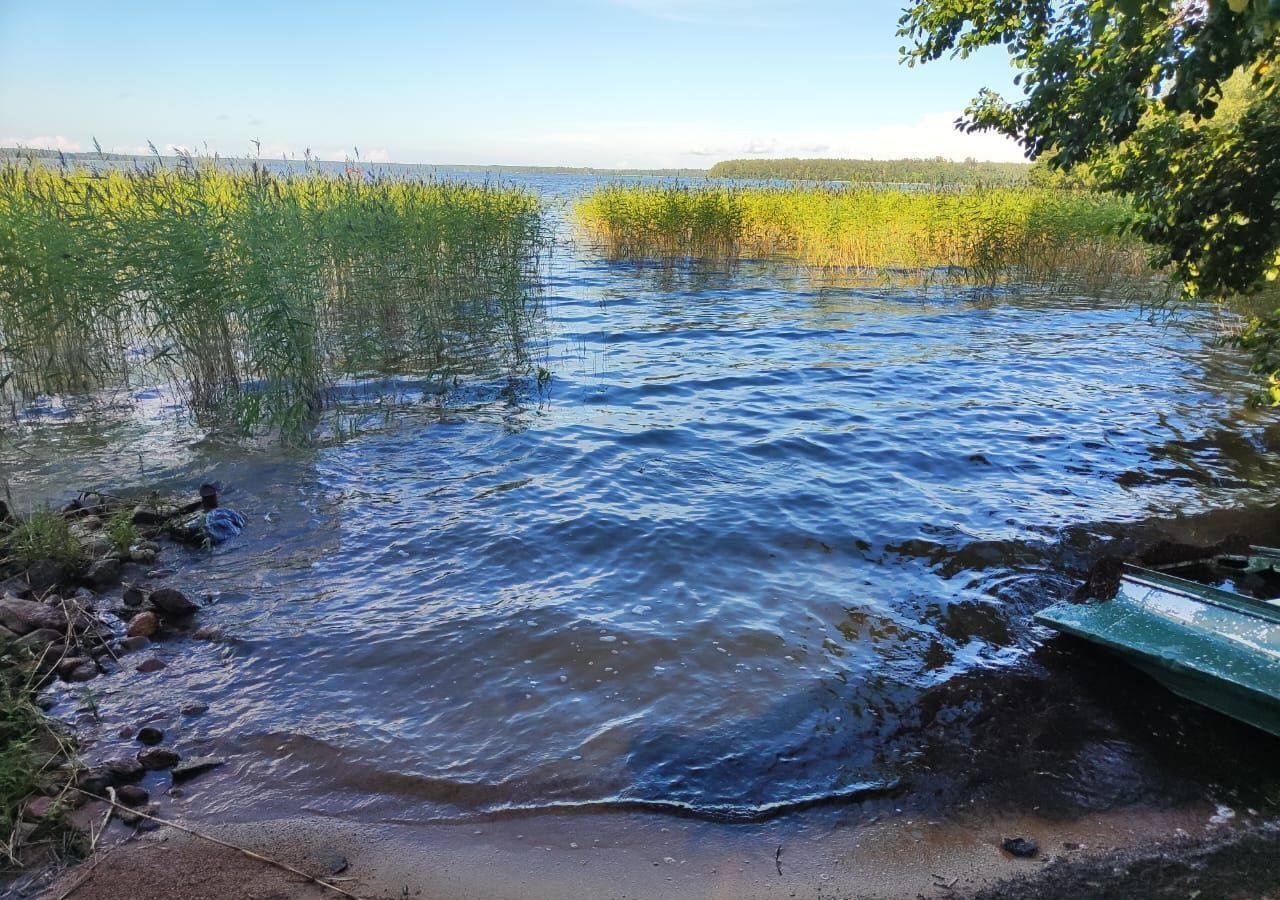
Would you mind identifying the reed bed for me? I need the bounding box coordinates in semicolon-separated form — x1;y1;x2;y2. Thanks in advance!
0;159;546;436
575;184;1149;287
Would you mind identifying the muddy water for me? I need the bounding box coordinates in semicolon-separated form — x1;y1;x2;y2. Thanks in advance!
7;174;1280;834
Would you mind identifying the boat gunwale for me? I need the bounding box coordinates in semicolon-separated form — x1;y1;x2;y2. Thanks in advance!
1119;563;1280;627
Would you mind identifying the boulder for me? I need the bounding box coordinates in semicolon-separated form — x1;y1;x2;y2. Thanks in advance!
137;748;180;771
63;661;98;683
56;656;91;679
122;584;147;607
149;587;197;618
24;560;67;594
0;596;67;635
126;611;159;638
17;627;64;647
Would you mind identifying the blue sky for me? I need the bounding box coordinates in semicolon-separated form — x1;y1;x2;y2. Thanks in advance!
0;0;1025;168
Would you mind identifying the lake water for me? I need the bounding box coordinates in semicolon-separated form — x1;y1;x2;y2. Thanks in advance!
7;172;1280;829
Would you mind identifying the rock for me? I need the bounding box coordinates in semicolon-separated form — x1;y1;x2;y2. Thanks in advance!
118;725;136;739
136;726;164;746
180;701;209;717
78;770;112;796
137;540;161;553
85;558;123;588
137;748;180;771
118;635;150;654
132;505;172;526
149;587;197;618
118;803;158;828
129;548;157;565
76;515;104;533
146;568;174;580
309;847;349;875
16;627;64;647
22;796;54;821
80;535;111;558
126;611;159;638
0;624;18;642
63;661;98;682
0;596;68;635
192;626;219;641
24;559;66;594
1002;837;1040;859
115;784;149;806
171;755;225;782
136;657;166;674
105;758;145;782
122;584;147;607
56;656;91;679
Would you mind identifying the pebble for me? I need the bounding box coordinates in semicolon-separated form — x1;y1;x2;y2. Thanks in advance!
1002;837;1040;858
180;701;209;717
118;635;150;653
136;657;166;673
63;661;99;683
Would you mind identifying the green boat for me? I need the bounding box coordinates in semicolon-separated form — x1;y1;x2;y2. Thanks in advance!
1036;548;1280;737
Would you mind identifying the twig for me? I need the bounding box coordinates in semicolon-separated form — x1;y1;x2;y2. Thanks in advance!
88;787;115;853
69;789;366;899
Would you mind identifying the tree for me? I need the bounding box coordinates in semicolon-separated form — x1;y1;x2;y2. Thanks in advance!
898;1;1280;391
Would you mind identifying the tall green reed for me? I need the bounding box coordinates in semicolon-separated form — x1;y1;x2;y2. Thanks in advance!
0;158;546;437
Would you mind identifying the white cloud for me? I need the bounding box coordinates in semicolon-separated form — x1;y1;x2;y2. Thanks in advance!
0;135;83;152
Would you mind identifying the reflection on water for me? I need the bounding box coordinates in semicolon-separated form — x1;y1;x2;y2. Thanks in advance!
5;173;1280;824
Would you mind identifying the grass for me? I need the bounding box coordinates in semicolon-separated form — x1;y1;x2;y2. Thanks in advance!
575;183;1150;287
0;155;547;438
706;156;1032;186
0;510;84;572
103;509;137;557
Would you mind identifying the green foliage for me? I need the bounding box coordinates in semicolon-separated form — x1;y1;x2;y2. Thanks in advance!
898;0;1280;393
706;157;1031;185
0;159;547;437
0;644;41;844
1;510;84;571
103;509;137;557
576;183;1144;286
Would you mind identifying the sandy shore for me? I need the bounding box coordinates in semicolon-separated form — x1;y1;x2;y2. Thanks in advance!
28;796;1276;900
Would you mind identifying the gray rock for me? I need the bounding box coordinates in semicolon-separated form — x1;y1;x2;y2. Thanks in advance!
1002;837;1040;858
117;635;150;653
149;587;197;618
0;596;67;635
180;701;209;717
137;747;180;771
85;558;123;588
15;627;63;647
0;624;18;642
132;505;171;526
78;770;112;796
56;656;91;679
129;548;157;565
309;847;349;875
118;802;158;827
136;657;166;673
63;662;98;683
171;755;225;782
105;758;145;781
24;560;66;594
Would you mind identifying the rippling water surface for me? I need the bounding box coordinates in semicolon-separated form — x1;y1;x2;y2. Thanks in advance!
8;173;1280;824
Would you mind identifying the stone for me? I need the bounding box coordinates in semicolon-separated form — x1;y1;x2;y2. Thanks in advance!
0;624;18;642
76;515;104;533
149;587;197;618
56;656;92;679
118;802;158;827
115;784;149;806
118;725;136;739
118;635;150;653
80;535;111;558
129;548;157;565
0;596;67;635
145;568;174;580
122;584;147;607
85;558;123;588
126;611;159;638
309;847;349;875
16;628;64;647
136;657;166;674
63;661;98;682
24;559;66;594
1002;837;1040;859
105;758;144;782
78;770;112;796
180;701;209;717
171;755;225;782
192;626;219;641
137;748;180;771
22;796;54;821
132;505;171;526
137;540;161;553
136;726;164;746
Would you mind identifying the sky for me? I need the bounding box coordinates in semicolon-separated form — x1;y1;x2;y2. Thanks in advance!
0;0;1026;169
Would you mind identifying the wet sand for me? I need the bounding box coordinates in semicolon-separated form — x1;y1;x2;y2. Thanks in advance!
36;796;1272;900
